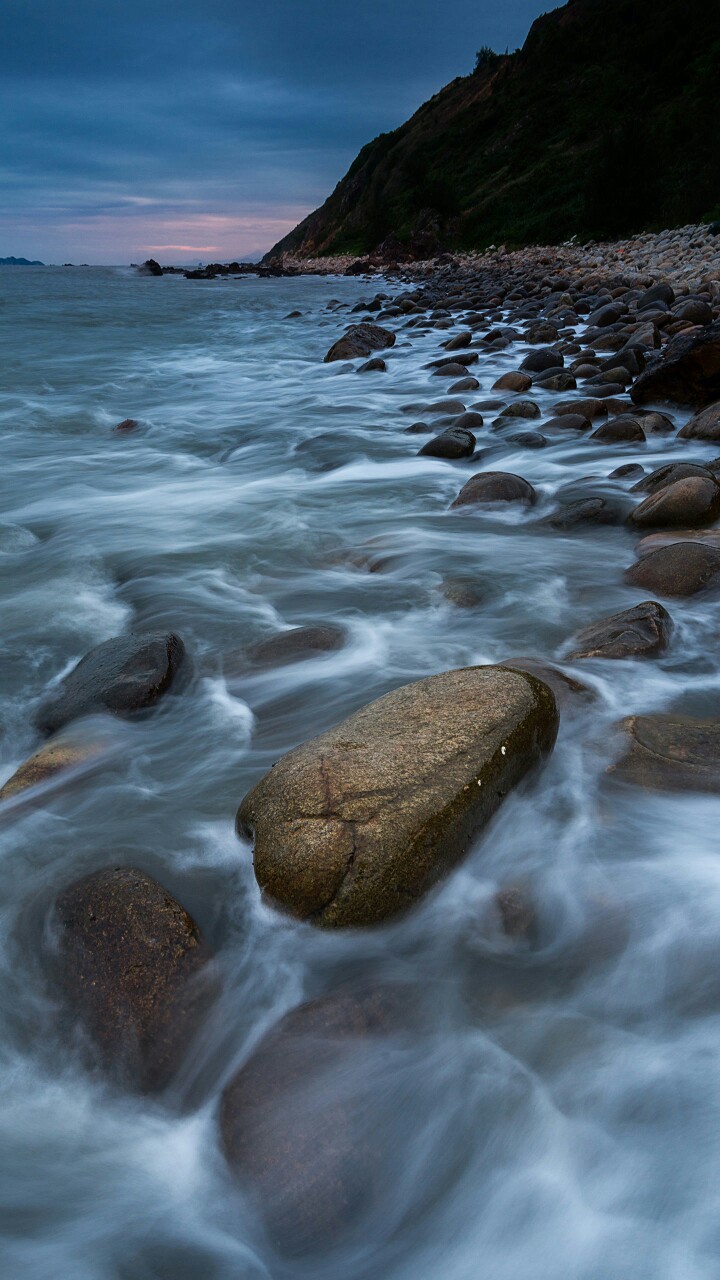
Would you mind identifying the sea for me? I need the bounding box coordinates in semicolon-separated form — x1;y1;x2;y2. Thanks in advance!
1;264;720;1279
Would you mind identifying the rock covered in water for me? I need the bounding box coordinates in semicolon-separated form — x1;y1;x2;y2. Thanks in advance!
242;624;347;668
631;320;720;407
610;716;720;793
324;323;396;363
236;666;558;927
501;657;595;709
451;472;537;508
52;867;211;1089
418;427;476;459
34;632;185;735
220;987;407;1252
0;723;115;803
625;543;720;597
566;601;672;660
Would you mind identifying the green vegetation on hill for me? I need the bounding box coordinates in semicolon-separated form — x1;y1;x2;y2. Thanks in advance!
267;0;720;259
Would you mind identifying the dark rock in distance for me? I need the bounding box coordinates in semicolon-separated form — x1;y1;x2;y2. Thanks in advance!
245;625;346;668
567;601;672;660
324;323;396;363
53;867;211;1090
35;633;185;735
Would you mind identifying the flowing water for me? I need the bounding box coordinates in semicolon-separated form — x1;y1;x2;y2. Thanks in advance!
1;266;720;1279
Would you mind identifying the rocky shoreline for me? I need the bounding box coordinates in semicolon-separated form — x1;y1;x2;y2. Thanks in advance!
7;218;720;1253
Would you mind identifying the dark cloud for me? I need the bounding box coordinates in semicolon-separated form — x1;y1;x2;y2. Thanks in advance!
2;1;553;262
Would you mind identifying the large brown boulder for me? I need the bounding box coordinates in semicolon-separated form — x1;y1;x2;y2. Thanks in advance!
220;987;407;1252
632;462;716;496
678;402;720;441
609;716;720;792
628;477;720;529
35;633;185;735
53;867;211;1089
324;323;396;363
419;427;476;459
631;321;720;407
625;542;720;597
566;601;672;660
237;666;558;928
0;723;115;804
451;472;537;509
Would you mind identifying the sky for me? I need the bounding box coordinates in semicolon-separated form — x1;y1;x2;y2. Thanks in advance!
2;1;553;264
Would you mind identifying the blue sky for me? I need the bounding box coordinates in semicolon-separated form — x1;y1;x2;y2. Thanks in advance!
2;1;553;263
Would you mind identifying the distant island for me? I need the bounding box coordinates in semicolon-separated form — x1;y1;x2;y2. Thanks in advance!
0;256;45;266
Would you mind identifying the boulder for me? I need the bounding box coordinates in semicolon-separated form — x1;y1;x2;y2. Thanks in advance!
590;415;646;443
492;372;532;392
553;398;608;420
520;349;563;373
432;362;470;378
454;411;484;431
609;716;720;793
53;867;211;1089
220;987;407;1252
419;428;476;459
496;400;541;420
244;625;347;668
566;601;672;660
443;331;473;350
451;472;537;508
544;414;591;433
631;320;720;407
114;418;139;432
632;462;716;496
501;657;594;709
0;725;113;803
448;377;481;393
506;431;547;448
324;324;396;363
236;666;558;927
357;357;386;373
35;633;185;735
609;463;645;480
625;542;720;596
138;259;162;277
628;476;720;529
678;402;720;441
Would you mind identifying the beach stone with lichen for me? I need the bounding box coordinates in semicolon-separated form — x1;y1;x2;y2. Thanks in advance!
237;665;558;927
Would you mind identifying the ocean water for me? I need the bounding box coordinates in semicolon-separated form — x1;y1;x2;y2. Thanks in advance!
1;265;720;1278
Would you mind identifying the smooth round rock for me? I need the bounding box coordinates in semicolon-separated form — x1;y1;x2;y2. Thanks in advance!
35;633;185;736
492;372;532;392
451;472;537;508
419;428;476;459
236;666;558;928
625;543;720;597
629;477;720;529
678;402;720;441
245;625;347;668
590;416;646;443
609;716;720;793
544;414;591;433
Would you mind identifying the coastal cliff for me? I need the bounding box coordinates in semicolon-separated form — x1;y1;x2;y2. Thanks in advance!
266;0;720;259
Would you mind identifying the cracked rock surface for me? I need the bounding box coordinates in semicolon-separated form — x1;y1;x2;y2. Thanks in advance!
237;665;558;927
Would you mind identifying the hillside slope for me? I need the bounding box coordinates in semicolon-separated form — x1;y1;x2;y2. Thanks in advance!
267;0;720;259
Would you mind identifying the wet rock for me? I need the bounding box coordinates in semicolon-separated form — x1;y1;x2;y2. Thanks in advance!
632;410;675;434
609;716;720;793
0;724;113;804
609;463;645;480
492;372;532;392
497;400;541;420
544;414;592;433
138;259;162;277
35;633;185;735
553;398;608;420
533;370;577;392
496;887;537;941
432;362;471;378
236;666;558;927
506;431;547;448
635;529;720;558
115;418;139;433
625;542;720;597
542;494;628;529
451;472;537;508
425;399;466;417
439;577;485;608
454;411;484;431
448;376;481;393
589;415;646;443
631;320;720;407
324;323;396;363
403;421;432;435
443;330;473;350
638;283;675;310
220;987;405;1252
520;349;563;373
567;601;672;660
678;402;720;441
53;867;211;1089
501;657;594;709
357;357;386;373
244;625;347;668
419;428;476;459
632;462;716;496
628;476;720;529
